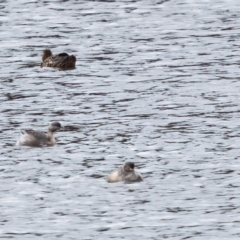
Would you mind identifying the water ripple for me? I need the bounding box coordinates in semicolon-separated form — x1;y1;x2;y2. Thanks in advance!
1;0;240;239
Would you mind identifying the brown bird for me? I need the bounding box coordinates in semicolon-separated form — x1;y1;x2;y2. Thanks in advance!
41;49;76;70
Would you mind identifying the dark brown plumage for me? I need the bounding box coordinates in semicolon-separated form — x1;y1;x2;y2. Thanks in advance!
41;49;76;70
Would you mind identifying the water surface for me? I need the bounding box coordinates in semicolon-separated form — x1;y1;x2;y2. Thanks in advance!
1;0;240;239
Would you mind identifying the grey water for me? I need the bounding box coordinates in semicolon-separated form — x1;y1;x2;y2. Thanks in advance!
1;0;240;239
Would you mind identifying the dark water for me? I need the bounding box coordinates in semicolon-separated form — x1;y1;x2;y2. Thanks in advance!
1;0;240;239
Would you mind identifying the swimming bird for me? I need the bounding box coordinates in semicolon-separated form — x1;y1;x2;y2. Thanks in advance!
41;49;76;70
107;162;143;183
17;122;62;147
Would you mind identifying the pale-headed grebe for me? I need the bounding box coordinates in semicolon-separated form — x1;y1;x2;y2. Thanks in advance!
17;122;62;147
107;162;143;183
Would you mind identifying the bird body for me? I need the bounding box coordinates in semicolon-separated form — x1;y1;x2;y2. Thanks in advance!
107;162;143;183
17;122;61;147
107;171;121;183
41;49;76;70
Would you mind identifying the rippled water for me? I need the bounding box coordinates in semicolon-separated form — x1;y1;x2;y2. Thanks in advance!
1;0;240;239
